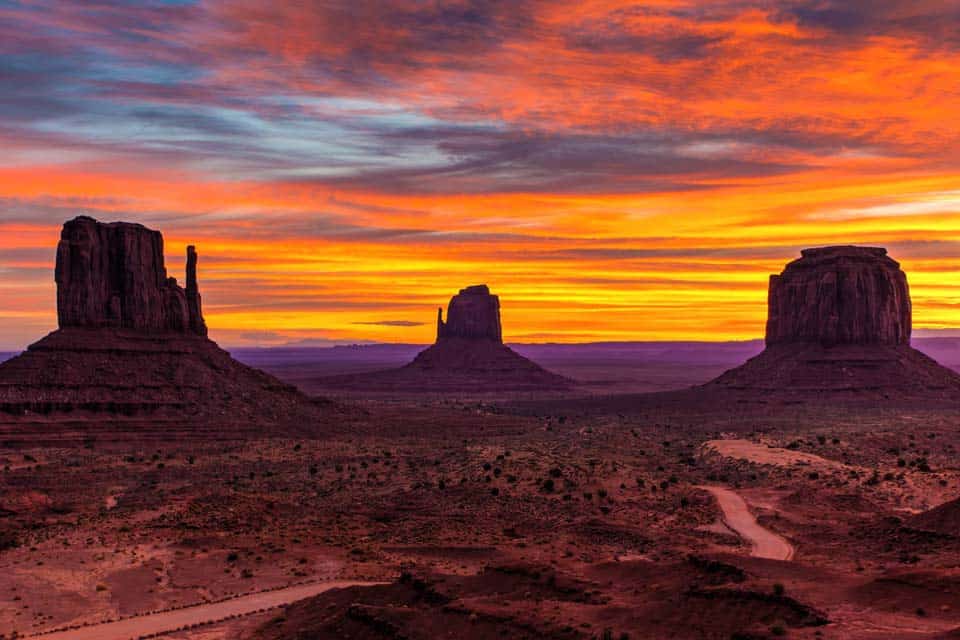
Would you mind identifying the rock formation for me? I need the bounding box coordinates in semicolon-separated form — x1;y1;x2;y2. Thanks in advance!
907;497;960;537
55;216;206;335
710;246;960;398
319;284;572;392
766;246;911;347
0;216;331;434
186;245;208;337
437;285;502;342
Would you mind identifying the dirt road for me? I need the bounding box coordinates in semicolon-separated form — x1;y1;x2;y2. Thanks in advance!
33;580;384;640
704;439;848;471
702;485;795;561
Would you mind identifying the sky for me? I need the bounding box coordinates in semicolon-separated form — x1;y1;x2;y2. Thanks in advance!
1;0;959;349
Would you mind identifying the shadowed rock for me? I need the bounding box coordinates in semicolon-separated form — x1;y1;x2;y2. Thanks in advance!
437;285;502;342
907;496;960;537
186;245;207;337
766;246;910;347
318;284;572;393
0;217;331;431
710;245;960;398
56;216;206;336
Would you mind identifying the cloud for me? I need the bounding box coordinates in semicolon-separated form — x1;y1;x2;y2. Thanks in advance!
237;331;288;343
1;0;960;347
352;320;425;327
777;1;960;48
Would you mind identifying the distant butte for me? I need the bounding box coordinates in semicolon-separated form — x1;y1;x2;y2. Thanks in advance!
436;284;502;342
0;216;330;439
319;284;572;393
709;245;960;398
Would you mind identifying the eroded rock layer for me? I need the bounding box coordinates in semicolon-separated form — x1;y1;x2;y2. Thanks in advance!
0;217;331;431
710;246;960;398
319;284;571;392
56;216;206;335
437;285;503;342
766;246;910;347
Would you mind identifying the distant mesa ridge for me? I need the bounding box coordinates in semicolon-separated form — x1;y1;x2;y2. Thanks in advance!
711;245;960;397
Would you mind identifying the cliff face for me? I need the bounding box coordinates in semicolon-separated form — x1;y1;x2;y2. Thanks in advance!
186;245;207;337
437;285;503;343
765;246;911;347
710;245;960;398
0;216;326;426
55;216;206;336
319;284;571;391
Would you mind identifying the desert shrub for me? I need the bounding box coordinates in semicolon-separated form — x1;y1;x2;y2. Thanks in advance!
0;531;19;551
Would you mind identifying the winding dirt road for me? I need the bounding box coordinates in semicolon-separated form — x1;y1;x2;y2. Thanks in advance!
702;486;795;561
33;580;384;640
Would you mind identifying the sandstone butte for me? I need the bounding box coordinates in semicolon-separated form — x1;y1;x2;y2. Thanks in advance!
710;245;960;398
319;284;572;392
0;216;336;440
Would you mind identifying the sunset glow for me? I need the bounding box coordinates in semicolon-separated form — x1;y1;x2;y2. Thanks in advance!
2;0;959;348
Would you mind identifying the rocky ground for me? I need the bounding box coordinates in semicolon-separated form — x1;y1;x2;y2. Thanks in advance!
2;382;960;639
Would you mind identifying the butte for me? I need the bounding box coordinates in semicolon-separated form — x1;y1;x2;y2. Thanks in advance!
320;284;572;393
709;246;960;399
0;216;331;442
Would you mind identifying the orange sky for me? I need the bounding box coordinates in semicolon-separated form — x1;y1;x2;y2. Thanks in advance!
1;1;959;348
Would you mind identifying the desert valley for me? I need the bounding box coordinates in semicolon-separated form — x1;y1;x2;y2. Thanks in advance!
4;2;960;638
0;219;959;640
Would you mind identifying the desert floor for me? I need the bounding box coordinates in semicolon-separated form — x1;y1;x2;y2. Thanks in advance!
3;355;960;639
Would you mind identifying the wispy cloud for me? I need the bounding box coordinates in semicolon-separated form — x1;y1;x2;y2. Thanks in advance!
0;0;959;347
